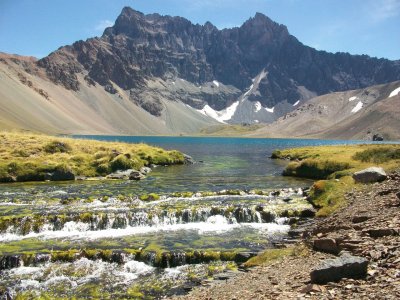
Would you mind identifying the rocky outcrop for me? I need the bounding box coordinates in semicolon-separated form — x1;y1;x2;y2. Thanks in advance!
353;167;387;184
310;253;368;284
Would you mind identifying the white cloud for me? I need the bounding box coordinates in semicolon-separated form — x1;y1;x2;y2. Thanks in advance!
368;0;400;22
94;20;114;32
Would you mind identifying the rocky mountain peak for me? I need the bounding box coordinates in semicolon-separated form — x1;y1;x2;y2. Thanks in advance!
35;6;400;123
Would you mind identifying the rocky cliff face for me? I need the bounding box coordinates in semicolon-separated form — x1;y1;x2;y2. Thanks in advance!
36;7;400;123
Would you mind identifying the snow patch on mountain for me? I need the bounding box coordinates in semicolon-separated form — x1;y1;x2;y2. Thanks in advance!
349;96;357;101
351;101;363;113
254;101;262;112
265;107;274;113
389;86;400;98
197;101;240;123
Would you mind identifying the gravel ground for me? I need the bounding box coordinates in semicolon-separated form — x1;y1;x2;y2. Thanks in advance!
172;172;400;300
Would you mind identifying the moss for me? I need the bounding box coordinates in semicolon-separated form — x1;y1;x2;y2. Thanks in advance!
243;248;294;268
51;250;78;262
140;193;160;201
308;176;354;217
220;251;237;261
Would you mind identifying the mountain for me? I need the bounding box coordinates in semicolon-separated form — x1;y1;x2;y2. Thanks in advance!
1;7;400;134
248;80;400;140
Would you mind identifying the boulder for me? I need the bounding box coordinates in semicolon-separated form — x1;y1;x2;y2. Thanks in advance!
372;134;384;141
310;253;368;284
352;167;387;184
50;169;75;181
313;238;340;254
129;170;146;180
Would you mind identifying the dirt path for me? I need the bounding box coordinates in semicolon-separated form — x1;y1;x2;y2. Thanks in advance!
172;173;400;299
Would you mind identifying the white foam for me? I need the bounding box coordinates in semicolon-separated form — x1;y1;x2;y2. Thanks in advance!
293;100;300;106
213;80;220;87
348;96;357;102
351;101;363;113
389;86;400;98
0;220;289;242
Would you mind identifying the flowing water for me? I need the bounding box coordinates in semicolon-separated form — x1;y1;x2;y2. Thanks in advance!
0;137;372;298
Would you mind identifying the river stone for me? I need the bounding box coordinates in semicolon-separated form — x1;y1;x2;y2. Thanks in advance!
107;169;135;179
140;166;152;174
352;167;387;184
129;170;146;180
310;253;368;284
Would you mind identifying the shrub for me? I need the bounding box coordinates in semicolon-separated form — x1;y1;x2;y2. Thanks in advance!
283;159;351;179
110;154;134;171
44;141;72;154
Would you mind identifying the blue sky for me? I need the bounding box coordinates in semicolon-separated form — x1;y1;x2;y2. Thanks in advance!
0;0;399;60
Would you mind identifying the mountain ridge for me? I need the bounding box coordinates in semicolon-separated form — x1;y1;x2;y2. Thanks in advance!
1;7;400;136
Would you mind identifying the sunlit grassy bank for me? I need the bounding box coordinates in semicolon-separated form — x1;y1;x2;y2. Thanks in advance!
272;144;400;216
0;132;184;183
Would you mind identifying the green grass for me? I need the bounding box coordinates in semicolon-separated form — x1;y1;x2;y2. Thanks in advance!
353;147;400;163
0;132;185;182
272;144;400;216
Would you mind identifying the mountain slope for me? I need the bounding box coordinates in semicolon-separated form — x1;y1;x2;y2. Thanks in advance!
1;7;400;134
0;53;216;134
249;81;400;140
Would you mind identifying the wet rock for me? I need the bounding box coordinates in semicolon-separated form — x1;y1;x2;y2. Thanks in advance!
310;253;368;284
0;255;23;270
183;154;195;164
140;166;152;174
300;208;316;218
313;238;340;254
129;170;146;180
235;252;257;263
111;251;127;264
107;169;134;179
353;167;387;184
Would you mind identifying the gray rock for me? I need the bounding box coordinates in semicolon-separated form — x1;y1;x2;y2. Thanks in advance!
310;253;368;284
183;154;195;164
352;167;387;184
129;170;146;180
107;169;136;180
140;167;152;174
